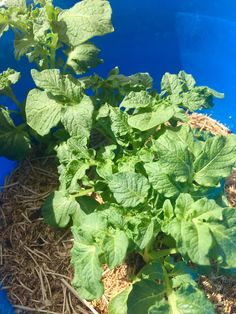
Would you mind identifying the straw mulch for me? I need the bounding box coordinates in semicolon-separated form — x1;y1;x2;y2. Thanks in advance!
0;114;236;314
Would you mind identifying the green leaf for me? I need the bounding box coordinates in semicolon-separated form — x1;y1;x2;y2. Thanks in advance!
78;196;100;214
79;212;107;234
3;0;26;8
153;128;193;182
127;280;164;314
174;284;215;314
97;159;113;180
109;286;132;314
139;220;155;250
67;136;93;160
14;35;35;60
109;107;131;144
118;155;139;173
42;190;84;228
194;135;236;186
64;160;90;193
0;19;9;38
148;299;170;313
103;230;129;268
58;0;114;46
180;87;223;111
25;89;61;136
128;101;175;131
210;207;236;267
139;260;163;281
109;172;150;207
0;68;20;93
127;260;214;314
120;90;153;109
147;283;215;314
31;69;82;102
145;162;181;197
61;95;94;138
66;43;102;74
161;71;223;111
171;262;198;288
161;71;196;96
0;108;31;160
71;228;104;300
100;203;125;229
164;194;236;267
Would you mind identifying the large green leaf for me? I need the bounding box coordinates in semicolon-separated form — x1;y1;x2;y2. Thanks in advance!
61;95;94;138
107;69;153;92
163;194;236;268
0;108;31;160
127;260;214;314
161;71;223;111
42;190;84;228
127;280;164;314
109;286;132;314
147;283;215;314
66;43;102;74
173;284;215;314
79;212;107;235
71;228;104;300
194;135;236;186
109;172;150;207
103;229;129;268
14;35;35;60
145;162;182;197
210;207;236;267
58;0;114;46
153;128;193;182
139;260;163;281
120;90;153;109
161;71;195;96
110;107;130;137
127;101;175;131
25;89;61;136
31;69;82;102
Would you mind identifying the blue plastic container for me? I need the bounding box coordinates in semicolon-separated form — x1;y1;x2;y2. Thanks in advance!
0;0;235;310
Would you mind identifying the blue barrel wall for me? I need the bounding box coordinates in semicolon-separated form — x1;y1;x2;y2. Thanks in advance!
0;0;235;310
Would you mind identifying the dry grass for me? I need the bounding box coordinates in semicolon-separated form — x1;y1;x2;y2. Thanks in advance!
0;157;95;314
0;113;235;314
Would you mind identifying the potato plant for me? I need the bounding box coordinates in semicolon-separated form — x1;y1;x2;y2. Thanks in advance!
1;1;236;313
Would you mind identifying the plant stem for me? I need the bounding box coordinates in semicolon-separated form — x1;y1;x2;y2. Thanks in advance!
16;123;27;130
50;33;58;69
150;248;177;259
7;88;22;110
143;238;156;263
162;266;180;314
71;188;94;198
143;248;177;262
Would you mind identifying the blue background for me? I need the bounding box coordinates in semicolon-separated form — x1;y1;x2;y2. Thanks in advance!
0;0;236;309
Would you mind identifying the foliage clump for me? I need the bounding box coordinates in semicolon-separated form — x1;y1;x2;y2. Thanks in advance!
1;1;236;313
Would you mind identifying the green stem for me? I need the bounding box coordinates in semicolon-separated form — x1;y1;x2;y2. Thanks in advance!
143;248;177;262
16;123;27;130
70;188;94;198
150;248;177;259
162;266;180;314
143;238;156;263
6;89;22;110
50;33;58;69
